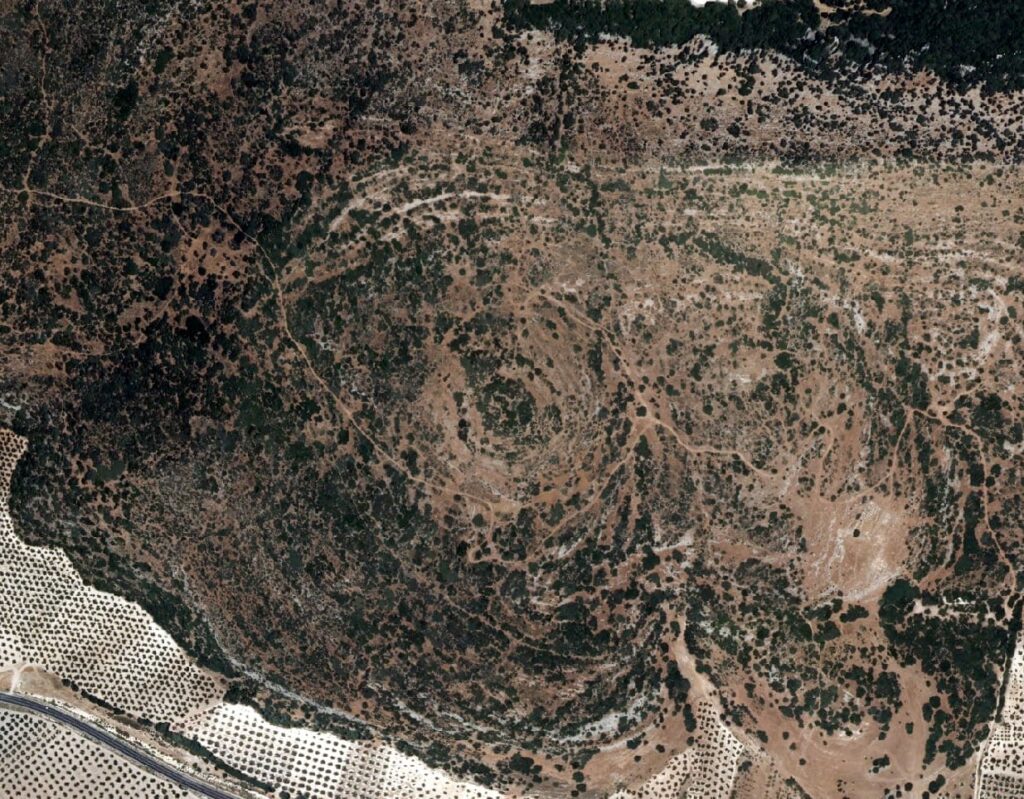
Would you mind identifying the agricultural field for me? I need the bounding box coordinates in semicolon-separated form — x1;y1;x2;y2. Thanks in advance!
1;0;1023;798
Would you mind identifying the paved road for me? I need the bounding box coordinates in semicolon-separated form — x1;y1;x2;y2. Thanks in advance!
0;692;244;799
